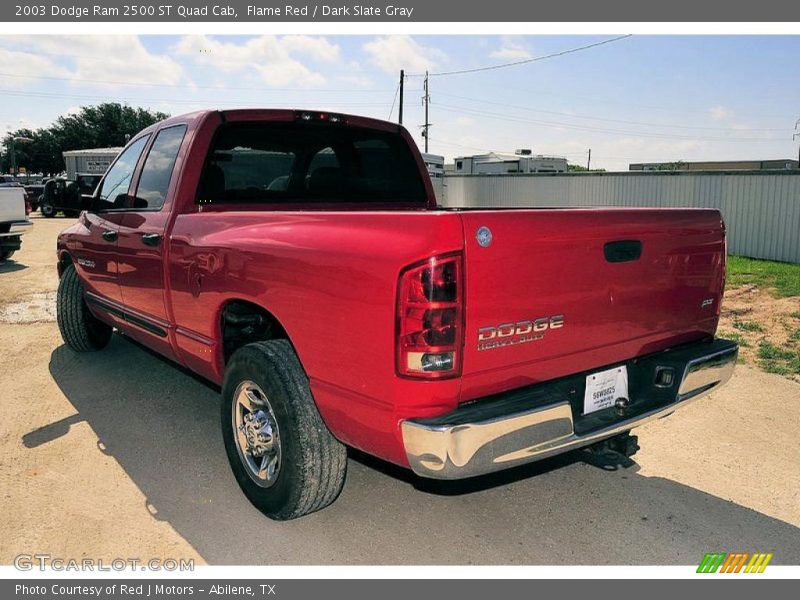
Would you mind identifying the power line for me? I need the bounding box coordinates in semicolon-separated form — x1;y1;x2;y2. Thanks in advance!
388;80;400;120
409;35;633;78
435;103;788;142
434;92;791;133
0;71;393;94
0;88;393;109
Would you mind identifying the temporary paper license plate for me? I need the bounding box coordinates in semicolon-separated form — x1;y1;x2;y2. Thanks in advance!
583;366;628;415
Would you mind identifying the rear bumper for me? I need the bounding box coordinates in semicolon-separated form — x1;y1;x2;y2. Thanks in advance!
0;219;33;237
0;219;31;251
401;338;737;480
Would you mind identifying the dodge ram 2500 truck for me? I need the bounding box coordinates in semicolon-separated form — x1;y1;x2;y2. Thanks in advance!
56;109;738;520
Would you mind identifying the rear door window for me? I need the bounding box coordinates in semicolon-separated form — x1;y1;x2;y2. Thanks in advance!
197;122;427;205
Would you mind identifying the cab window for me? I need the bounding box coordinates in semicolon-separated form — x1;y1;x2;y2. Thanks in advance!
133;125;187;210
96;135;150;210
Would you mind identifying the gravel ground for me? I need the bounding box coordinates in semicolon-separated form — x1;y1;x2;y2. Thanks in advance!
1;215;798;566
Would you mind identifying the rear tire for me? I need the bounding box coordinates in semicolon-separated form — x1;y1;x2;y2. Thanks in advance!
0;250;13;262
221;340;347;520
56;263;112;352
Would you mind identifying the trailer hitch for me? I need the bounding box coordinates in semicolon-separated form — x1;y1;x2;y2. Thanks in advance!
582;432;640;470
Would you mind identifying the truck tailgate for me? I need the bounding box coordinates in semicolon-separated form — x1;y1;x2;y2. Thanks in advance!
458;208;726;401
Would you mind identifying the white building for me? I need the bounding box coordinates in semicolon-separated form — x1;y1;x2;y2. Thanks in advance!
62;148;122;180
421;153;445;203
453;150;567;175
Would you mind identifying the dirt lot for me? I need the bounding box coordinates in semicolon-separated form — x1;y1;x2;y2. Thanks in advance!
719;285;800;383
1;215;799;566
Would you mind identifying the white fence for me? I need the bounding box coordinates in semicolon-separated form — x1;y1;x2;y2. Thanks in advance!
442;171;800;263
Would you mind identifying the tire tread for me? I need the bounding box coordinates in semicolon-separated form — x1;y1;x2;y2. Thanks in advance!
56;264;112;352
222;340;347;520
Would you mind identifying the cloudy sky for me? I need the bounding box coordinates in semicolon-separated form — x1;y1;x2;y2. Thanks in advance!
0;34;797;170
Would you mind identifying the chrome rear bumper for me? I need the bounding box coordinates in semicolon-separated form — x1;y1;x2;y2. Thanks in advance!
401;339;738;480
0;219;33;237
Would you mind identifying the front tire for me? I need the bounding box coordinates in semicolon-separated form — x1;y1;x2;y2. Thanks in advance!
0;250;14;262
56;263;112;351
221;340;347;520
40;200;56;218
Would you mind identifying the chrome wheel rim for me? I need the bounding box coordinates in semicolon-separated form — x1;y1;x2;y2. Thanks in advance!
232;380;281;488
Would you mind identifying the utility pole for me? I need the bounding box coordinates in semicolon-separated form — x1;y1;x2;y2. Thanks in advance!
422;71;430;153
587;148;592;171
794;118;800;168
8;136;33;177
398;70;404;125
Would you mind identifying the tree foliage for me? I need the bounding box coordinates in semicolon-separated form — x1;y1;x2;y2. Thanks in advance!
567;163;606;172
1;103;169;176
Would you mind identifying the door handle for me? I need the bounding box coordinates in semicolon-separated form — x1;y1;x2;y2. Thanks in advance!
101;229;117;242
141;233;161;247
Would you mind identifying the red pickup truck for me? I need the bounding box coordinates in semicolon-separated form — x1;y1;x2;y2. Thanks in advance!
56;109;738;520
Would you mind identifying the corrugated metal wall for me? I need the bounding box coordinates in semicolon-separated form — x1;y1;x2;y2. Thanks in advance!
442;171;800;263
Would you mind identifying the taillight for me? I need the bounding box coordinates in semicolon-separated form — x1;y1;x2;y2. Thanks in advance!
397;253;463;379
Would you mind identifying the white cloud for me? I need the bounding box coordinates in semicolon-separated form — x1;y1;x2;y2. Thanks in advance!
13;36;184;87
363;35;447;74
173;35;340;88
709;105;734;121
490;37;532;61
455;116;475;127
0;47;63;89
280;35;340;62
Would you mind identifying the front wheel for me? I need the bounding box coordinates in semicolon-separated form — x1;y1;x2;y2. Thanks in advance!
56;263;112;351
40;200;56;218
221;340;347;520
0;250;14;262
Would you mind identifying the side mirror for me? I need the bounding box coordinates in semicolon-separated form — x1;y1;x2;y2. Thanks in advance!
80;194;95;212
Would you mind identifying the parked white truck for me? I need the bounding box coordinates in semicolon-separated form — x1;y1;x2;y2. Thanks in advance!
0;186;32;262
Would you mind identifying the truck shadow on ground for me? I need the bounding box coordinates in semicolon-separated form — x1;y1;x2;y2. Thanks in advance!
0;260;27;274
40;335;800;565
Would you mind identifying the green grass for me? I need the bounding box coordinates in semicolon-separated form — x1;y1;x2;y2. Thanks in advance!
790;312;800;319
718;331;750;347
717;331;750;348
757;341;800;376
732;320;765;333
727;256;800;297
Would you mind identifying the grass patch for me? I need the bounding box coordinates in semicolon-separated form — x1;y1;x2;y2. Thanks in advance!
732;320;764;333
790;312;800;319
727;256;800;297
718;331;750;348
757;341;800;376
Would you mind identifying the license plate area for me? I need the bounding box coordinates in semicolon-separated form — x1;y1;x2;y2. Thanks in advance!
583;365;629;415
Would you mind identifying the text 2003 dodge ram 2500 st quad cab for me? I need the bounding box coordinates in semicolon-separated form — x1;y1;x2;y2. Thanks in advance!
56;109;738;520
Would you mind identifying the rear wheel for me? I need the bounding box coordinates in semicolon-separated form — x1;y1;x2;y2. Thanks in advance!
0;250;14;262
40;200;56;218
221;340;347;520
56;263;112;351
